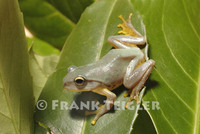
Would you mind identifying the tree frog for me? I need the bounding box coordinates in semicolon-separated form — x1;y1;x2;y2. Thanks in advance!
63;13;155;125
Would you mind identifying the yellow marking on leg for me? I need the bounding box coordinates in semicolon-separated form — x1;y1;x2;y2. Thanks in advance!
109;42;119;49
123;92;129;97
123;89;132;97
135;58;145;69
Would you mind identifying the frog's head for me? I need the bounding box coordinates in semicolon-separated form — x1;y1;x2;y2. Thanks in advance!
63;65;103;92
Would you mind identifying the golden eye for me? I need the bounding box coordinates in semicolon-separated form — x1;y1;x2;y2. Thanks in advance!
74;76;86;86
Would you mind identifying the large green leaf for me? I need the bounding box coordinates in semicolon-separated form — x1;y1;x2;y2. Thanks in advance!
34;0;149;133
0;0;34;133
130;0;200;133
19;0;75;49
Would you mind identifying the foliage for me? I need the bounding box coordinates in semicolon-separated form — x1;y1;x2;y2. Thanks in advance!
0;0;199;133
0;0;34;133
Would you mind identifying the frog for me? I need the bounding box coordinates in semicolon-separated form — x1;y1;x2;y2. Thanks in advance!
63;13;155;125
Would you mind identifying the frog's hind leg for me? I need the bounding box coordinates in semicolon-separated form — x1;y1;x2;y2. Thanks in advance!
108;35;146;49
124;59;155;109
118;13;143;37
108;13;146;49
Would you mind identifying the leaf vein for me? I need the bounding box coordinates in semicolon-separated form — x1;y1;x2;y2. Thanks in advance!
0;111;11;120
0;74;19;134
181;0;200;41
178;35;200;58
155;69;195;113
161;0;197;85
193;65;200;134
150;90;179;134
43;1;75;26
95;0;117;61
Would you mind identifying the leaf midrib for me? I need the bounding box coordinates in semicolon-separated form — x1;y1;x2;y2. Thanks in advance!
180;0;200;133
94;0;117;61
80;0;118;133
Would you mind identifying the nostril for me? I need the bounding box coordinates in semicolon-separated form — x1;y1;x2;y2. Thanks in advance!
63;82;67;88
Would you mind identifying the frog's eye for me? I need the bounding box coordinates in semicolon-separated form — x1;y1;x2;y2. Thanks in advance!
74;76;86;86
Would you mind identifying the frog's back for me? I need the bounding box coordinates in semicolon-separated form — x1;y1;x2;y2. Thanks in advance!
99;48;138;63
86;49;137;89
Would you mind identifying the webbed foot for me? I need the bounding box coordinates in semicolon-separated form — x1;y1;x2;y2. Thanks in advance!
125;90;140;109
90;88;116;125
117;13;142;37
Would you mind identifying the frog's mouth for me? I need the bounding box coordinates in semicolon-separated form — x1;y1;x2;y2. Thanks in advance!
63;82;93;92
63;87;92;92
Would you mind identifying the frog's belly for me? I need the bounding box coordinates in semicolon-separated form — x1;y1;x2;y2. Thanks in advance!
104;66;127;91
108;81;123;91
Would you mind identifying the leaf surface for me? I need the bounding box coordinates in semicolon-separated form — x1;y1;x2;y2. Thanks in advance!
45;0;94;23
132;106;157;134
0;0;34;133
19;0;75;49
29;48;60;103
130;0;200;133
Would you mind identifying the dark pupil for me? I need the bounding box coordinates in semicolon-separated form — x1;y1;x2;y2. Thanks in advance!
76;79;83;84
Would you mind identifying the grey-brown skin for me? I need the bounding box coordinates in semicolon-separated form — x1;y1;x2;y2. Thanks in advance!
63;13;155;125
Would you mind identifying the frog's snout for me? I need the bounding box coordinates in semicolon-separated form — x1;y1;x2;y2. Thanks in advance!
63;82;66;88
63;82;69;89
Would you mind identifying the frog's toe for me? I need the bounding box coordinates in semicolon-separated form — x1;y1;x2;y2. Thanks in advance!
127;13;133;24
91;120;96;125
117;24;123;28
125;97;133;109
118;30;127;35
118;14;126;23
125;101;130;109
134;93;140;104
117;13;141;37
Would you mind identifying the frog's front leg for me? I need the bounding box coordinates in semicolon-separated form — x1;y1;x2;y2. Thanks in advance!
124;59;155;108
90;88;116;125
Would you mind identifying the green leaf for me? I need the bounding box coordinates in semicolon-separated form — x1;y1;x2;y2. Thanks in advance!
130;0;200;133
45;0;94;23
19;0;75;49
131;106;157;134
29;50;60;103
27;37;60;55
34;0;149;133
0;0;34;133
27;37;60;102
